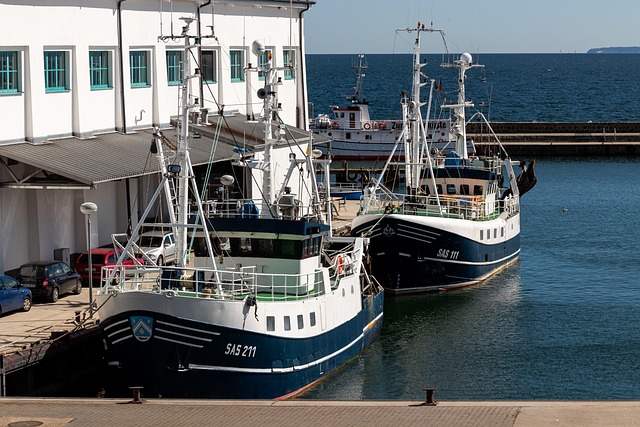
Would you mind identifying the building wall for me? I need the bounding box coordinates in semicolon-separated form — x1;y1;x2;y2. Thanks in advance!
0;0;309;144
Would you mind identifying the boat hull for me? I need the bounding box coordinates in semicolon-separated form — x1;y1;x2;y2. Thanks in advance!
98;291;384;399
352;213;520;294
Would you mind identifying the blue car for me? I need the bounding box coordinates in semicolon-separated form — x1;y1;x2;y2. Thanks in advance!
0;275;32;315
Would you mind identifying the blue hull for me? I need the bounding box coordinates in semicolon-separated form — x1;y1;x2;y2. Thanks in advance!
100;292;384;399
353;216;520;294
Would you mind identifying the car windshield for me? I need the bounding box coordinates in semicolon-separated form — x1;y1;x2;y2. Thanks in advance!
19;264;45;279
138;236;163;247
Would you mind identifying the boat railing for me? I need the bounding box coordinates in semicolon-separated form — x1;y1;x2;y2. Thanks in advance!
360;192;519;221
99;263;329;302
198;197;321;221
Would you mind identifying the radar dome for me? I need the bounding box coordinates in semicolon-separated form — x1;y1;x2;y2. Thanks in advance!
460;52;473;64
251;40;265;56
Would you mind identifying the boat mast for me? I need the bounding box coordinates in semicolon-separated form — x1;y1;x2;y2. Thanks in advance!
445;53;482;159
351;54;367;104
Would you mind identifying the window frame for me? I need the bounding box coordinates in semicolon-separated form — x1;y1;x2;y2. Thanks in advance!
201;50;217;83
166;50;183;86
258;48;273;81
283;48;295;80
229;49;244;83
89;50;112;90
44;51;69;93
0;51;20;94
130;50;151;88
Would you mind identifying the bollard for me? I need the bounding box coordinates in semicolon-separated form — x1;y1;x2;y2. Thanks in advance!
129;386;144;403
422;387;437;406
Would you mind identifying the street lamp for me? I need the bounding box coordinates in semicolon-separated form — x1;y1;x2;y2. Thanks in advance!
80;202;98;318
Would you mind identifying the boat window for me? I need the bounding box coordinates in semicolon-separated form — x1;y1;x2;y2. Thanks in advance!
447;184;456;195
257;239;273;256
284;316;291;331
340;112;344;118
297;314;304;330
281;240;296;257
474;185;484;196
487;229;491;240
267;316;275;331
460;184;470;195
346;132;351;140
436;184;443;194
310;312;316;327
494;228;497;238
501;227;505;237
480;230;483;240
237;238;252;255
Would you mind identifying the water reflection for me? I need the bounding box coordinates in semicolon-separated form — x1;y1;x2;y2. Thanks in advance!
299;263;523;400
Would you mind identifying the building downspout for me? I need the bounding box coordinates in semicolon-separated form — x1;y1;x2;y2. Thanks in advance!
298;2;311;129
117;0;128;133
197;1;213;112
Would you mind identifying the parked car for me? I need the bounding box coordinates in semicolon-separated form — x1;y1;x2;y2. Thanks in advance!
16;261;82;302
136;231;176;266
75;248;143;285
0;275;32;315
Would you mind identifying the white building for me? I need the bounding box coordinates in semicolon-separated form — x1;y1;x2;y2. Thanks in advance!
0;0;317;274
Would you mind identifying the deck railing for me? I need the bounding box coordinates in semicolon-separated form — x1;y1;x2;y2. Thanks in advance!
360;192;519;221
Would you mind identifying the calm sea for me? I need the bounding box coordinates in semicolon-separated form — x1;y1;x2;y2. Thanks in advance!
300;54;640;400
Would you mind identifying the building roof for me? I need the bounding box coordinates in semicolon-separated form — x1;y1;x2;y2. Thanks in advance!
0;114;326;189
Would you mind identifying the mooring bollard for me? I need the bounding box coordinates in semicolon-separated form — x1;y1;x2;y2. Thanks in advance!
129;386;144;403
422;387;437;406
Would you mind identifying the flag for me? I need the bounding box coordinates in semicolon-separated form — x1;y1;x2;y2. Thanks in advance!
436;79;442;92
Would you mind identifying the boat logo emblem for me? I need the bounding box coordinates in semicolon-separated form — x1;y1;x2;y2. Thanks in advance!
382;224;396;237
130;316;153;342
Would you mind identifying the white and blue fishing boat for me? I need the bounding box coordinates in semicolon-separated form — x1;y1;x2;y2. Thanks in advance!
352;23;536;294
95;18;383;399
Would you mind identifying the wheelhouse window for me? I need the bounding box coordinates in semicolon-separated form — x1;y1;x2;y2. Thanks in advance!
130;50;150;87
297;314;304;329
89;51;111;90
258;49;272;81
474;185;484;196
447;184;456;195
309;312;316;327
283;48;295;80
44;51;68;92
230;49;244;82
0;51;20;94
201;50;217;83
166;50;183;85
460;184;470;195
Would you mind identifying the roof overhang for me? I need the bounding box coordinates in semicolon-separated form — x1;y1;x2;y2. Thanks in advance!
0;114;328;189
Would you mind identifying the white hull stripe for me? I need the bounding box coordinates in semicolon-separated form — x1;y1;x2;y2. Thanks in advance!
112;335;133;345
156;328;213;342
156;320;221;336
104;318;129;332
108;327;131;339
155;335;204;348
419;248;520;266
188;316;383;374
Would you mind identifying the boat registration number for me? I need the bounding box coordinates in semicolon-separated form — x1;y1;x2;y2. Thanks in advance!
437;249;460;260
225;343;257;358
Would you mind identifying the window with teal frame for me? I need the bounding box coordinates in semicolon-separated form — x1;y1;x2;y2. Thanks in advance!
201;50;217;83
0;51;19;94
130;50;150;87
283;49;295;80
89;51;111;90
230;49;244;82
166;50;183;85
258;49;272;81
44;51;68;92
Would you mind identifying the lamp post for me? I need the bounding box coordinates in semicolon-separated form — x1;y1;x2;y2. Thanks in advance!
80;202;98;318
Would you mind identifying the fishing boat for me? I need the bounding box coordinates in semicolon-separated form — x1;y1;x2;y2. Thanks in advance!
351;22;536;294
95;18;383;399
310;54;478;162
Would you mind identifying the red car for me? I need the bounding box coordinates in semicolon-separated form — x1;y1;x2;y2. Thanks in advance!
75;248;141;285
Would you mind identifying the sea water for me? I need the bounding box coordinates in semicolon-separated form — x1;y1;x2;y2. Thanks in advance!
301;54;640;400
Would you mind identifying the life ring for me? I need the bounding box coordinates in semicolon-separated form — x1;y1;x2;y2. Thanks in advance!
363;122;372;130
332;121;340;129
438;138;445;143
337;255;344;275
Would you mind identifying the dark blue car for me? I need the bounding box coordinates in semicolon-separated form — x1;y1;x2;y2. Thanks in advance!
0;275;32;315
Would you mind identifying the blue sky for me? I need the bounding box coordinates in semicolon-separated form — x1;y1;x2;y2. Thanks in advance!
305;0;640;54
